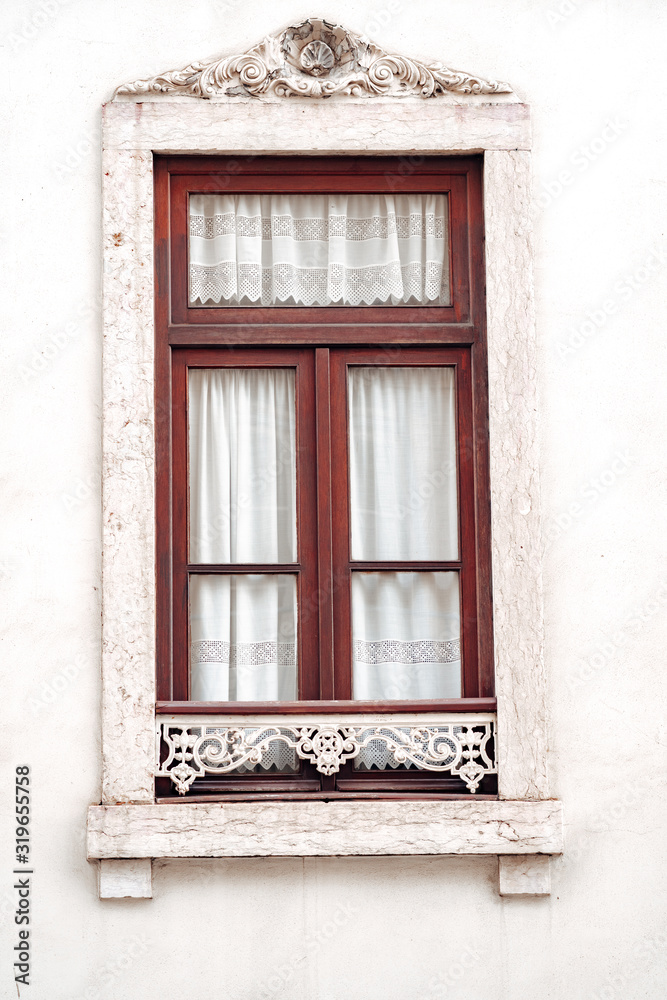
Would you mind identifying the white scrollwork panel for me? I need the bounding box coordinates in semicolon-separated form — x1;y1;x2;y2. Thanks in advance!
114;18;511;101
157;717;497;795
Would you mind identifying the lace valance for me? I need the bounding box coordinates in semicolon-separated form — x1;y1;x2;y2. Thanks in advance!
189;193;451;307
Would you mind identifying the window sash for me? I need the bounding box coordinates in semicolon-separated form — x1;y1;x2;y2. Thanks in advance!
156;155;493;734
170;348;320;702
169;345;480;705
167;159;471;328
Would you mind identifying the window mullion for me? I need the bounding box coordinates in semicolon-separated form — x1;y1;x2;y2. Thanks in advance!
315;348;335;699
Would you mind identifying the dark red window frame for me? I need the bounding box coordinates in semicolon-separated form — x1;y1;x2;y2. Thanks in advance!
154;155;495;798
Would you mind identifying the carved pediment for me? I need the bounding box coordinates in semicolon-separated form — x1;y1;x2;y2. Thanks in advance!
114;18;511;100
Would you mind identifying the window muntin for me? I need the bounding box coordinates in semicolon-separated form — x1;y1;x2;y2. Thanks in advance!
188;193;451;307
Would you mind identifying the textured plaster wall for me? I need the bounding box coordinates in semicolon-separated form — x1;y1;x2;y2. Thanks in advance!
1;1;666;998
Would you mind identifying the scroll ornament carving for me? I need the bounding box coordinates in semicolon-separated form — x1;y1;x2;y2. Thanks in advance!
114;18;511;100
157;719;497;794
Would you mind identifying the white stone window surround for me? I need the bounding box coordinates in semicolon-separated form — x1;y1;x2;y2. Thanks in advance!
89;38;562;895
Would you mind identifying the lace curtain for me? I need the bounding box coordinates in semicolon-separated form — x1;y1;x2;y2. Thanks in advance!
189;369;298;702
349;367;460;700
189;193;451;307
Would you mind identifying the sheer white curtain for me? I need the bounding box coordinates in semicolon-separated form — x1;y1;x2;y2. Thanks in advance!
188;369;297;701
189;368;296;564
189;575;297;702
189;193;450;307
348;367;461;700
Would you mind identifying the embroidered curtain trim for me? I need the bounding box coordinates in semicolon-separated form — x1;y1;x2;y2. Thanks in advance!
189;193;451;307
191;637;461;668
353;637;461;665
192;639;297;667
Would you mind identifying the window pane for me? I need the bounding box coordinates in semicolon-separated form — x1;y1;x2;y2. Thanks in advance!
189;194;451;307
190;574;297;701
349;367;458;560
189;368;296;564
352;572;461;700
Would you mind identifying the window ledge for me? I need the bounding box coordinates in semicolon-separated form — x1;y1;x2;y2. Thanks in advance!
87;798;562;860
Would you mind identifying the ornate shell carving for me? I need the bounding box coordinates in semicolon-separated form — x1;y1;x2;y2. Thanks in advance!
114;18;511;100
300;40;335;77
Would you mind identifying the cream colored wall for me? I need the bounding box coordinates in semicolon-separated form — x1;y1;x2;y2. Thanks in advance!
1;1;666;997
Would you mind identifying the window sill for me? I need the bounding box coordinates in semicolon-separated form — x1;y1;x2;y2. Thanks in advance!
87;797;563;860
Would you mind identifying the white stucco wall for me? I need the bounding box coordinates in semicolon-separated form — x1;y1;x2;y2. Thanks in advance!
1;1;666;997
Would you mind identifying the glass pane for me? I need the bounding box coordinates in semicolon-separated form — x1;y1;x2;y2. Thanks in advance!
352;572;461;700
189;368;296;564
349;367;458;560
189;193;451;307
190;574;297;701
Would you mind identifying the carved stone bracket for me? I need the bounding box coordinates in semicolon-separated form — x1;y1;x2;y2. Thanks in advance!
114;18;511;100
157;716;497;794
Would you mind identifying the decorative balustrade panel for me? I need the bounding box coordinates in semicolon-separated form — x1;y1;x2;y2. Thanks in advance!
157;716;497;794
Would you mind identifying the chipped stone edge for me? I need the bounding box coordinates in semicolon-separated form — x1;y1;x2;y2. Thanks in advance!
98;859;153;898
99;98;554;886
101;100;531;152
88;800;563;859
498;855;551;896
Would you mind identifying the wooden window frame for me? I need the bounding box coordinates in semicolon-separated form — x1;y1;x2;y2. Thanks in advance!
153;155;495;796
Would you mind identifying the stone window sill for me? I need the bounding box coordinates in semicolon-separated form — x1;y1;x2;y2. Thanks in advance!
88;798;562;897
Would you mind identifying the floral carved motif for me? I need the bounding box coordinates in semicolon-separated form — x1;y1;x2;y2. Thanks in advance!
157;718;497;794
114;18;511;100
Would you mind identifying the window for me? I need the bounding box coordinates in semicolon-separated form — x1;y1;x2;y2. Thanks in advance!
93;67;560;879
154;156;495;798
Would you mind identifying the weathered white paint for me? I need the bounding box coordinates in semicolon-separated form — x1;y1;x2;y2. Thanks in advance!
484;149;547;800
98;859;153;898
87;800;563;859
102;99;531;152
498;855;551;897
101;145;156;804
4;2;667;995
